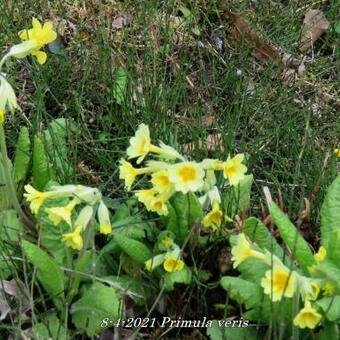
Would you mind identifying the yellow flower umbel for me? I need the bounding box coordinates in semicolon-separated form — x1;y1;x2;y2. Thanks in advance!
261;263;298;302
163;256;185;272
97;200;112;234
62;226;83;250
9;17;57;64
202;200;223;230
23;184;52;214
293;301;322;329
334;148;340;158
119;159;153;191
231;233;267;268
45;198;80;226
168;161;205;194
221;154;247;186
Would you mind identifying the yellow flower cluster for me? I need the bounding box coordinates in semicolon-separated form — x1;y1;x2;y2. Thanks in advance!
231;233;324;329
24;184;112;250
144;236;185;273
119;124;248;228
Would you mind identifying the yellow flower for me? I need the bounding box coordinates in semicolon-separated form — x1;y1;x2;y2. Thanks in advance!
126;124;159;164
119;159;152;191
163;256;185;272
62;226;83;250
314;246;326;264
149;195;169;216
202;200;223;230
74;205;93;230
293;301;322;329
334;148;340;158
23;184;50;214
151;170;172;193
135;188;158;206
98;200;112;234
261;264;298;301
45;198;80;226
323;282;336;296
231;233;267;268
168;161;205;194
221;154;247;186
14;17;57;64
161;236;174;248
144;254;166;272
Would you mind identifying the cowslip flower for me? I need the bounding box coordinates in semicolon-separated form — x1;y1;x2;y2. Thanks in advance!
151;170;172;193
0;76;19;123
163;256;185;272
334;148;340;158
24;184;52;214
323;282;336;296
231;233;267;268
145;254;166;272
293;301;322;329
148;194;170;216
45;198;80;226
168;161;205;194
62;226;83;250
73;205;93;230
97;200;112;234
134;188;158;206
8;17;57;64
221;154;247;186
126;124;160;163
261;263;298;302
119;159;153;191
298;277;320;301
202;200;223;230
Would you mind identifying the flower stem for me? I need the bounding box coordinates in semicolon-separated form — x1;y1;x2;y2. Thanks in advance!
0;124;34;230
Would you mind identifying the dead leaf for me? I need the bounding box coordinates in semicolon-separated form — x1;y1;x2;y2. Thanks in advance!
228;13;281;64
183;133;224;153
0;279;29;320
112;15;129;29
300;10;330;52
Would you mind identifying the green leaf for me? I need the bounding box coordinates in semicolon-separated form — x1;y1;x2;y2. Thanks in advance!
243;217;284;259
0;154;11;210
163;267;192;291
220;276;263;309
269;202;314;273
114;234;152;264
316;296;340;322
13;127;31;183
43;118;73;180
0;209;24;242
316;321;339;340
165;192;203;243
327;230;340;266
22;240;65;309
71;282;120;336
320;174;340;248
223;175;253;215
33;134;52;190
112;68;127;104
207;320;261;340
32;314;67;340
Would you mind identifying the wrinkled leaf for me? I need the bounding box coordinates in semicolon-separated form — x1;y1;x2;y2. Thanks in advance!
316;296;340;322
13;127;31;183
163;267;192;291
71;282;120;336
112;68;127;105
